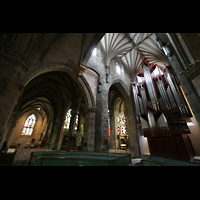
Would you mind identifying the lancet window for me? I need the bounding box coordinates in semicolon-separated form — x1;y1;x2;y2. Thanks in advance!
64;109;79;130
21;114;36;136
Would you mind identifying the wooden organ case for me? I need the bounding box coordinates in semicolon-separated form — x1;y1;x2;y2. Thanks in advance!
132;61;195;160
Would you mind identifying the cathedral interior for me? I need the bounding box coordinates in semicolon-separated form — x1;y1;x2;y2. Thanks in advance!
1;33;200;166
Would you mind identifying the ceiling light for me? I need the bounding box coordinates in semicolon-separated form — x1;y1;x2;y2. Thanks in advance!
37;108;40;110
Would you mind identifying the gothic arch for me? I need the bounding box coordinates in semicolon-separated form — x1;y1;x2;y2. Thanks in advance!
108;78;130;101
19;61;96;110
108;79;141;157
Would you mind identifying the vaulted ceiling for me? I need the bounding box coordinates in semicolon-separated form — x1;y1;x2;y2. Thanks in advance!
18;71;84;121
0;33;169;82
99;33;170;81
0;33;171;121
0;33;105;68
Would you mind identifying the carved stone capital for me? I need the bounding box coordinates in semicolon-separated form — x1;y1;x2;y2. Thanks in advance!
78;64;87;73
87;107;97;113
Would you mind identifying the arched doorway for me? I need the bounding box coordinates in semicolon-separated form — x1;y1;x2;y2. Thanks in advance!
108;82;141;157
5;66;96;151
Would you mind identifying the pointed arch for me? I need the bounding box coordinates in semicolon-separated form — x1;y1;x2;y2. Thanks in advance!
19;61;96;109
21;114;36;135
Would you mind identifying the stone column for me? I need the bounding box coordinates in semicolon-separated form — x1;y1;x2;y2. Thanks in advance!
54;115;66;151
83;107;96;152
109;108;116;150
65;109;78;151
65;100;81;151
43;117;53;141
95;81;109;152
50;104;69;151
126;89;141;158
0;60;22;145
68;109;78;138
48;120;58;149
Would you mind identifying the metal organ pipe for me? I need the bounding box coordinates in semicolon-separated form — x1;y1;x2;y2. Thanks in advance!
164;67;191;115
141;87;147;113
166;74;184;114
170;74;189;114
157;83;165;110
167;75;181;106
143;67;158;111
139;96;145;114
132;85;140;117
158;79;171;110
136;63;190;117
157;79;168;110
166;85;177;109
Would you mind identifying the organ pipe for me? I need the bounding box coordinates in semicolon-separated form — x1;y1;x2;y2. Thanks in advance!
133;61;193;160
133;62;191;118
143;66;158;111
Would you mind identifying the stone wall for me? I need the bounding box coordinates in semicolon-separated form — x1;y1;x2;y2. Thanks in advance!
0;60;24;145
87;47;141;157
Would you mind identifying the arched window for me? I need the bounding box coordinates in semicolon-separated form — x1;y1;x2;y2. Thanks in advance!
21;114;36;136
118;115;126;134
116;62;124;76
63;109;79;130
92;47;97;56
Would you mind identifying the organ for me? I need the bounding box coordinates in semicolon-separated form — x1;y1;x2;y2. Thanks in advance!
132;61;195;160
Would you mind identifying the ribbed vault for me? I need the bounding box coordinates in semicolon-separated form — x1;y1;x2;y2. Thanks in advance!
18;71;84;122
99;33;170;81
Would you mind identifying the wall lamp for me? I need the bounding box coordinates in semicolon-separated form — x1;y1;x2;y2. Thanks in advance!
98;82;102;93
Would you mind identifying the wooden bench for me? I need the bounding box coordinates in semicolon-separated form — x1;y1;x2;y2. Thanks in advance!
0;150;16;166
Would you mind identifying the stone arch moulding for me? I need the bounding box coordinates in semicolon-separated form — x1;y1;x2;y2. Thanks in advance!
108;78;130;99
19;61;96;110
108;78;141;157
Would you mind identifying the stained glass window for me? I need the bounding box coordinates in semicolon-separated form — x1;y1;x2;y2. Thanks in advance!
63;109;79;130
21;114;36;136
118;115;126;124
118;126;126;134
64;109;72;129
75;115;79;130
108;114;111;136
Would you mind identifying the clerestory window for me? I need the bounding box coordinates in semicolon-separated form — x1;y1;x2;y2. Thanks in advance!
116;62;124;76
